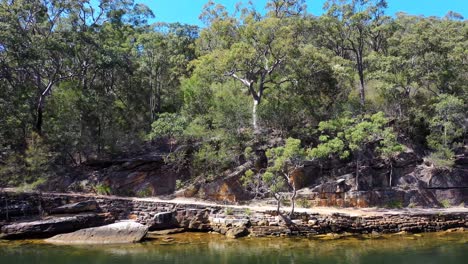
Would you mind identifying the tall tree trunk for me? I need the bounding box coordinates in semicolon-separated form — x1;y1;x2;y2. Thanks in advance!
355;158;360;191
358;67;365;108
252;98;259;131
389;162;393;188
35;97;44;134
356;52;365;108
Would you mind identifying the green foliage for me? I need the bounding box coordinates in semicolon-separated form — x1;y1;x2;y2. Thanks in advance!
262;138;307;212
241;169;255;187
427;150;455;169
192;141;234;180
281;198;291;207
136;186;153;197
94;184;112;195
17;177;47;192
175;179;184;190
224;207;234;215
266;138;306;173
385;200;403;209
244;208;253;216
297;198;311;208
149;113;187;140
0;0;466;195
440;199;451;208
309;112;403;162
24;132;52;178
427;95;465;157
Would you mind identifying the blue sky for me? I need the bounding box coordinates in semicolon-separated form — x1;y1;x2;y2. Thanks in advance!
139;0;467;26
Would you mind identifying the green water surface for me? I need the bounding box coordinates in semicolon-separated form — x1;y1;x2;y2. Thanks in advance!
0;232;466;264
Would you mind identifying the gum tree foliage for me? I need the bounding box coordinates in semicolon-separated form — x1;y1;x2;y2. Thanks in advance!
0;0;466;194
309;112;403;189
320;0;390;107
148;113;187;150
193;0;307;131
263;138;307;214
427;94;466;164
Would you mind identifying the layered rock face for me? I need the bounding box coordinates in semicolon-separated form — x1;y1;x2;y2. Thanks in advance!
0;213;114;239
178;149;467;207
45;152;190;197
34;143;467;208
1;191;467;240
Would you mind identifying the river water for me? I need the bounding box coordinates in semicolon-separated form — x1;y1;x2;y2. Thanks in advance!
0;232;466;264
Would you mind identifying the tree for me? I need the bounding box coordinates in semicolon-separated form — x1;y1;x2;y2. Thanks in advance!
321;0;389;107
148;113;187;151
310;112;402;190
194;1;305;130
264;138;307;214
427;94;466;163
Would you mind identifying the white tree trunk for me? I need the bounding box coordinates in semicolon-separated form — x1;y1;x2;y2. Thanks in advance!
252;98;259;131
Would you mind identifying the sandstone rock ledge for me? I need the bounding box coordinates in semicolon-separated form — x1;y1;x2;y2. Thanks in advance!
46;221;148;244
0;213;114;240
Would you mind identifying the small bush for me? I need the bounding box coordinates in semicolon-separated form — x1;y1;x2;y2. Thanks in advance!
440;199;451;208
244;208;252;216
18;177;47;192
225;207;234;215
281;198;291;207
426;150;455;169
385;200;403;209
136;186;153;197
297;198;311;208
176;179;183;190
95;184;112;195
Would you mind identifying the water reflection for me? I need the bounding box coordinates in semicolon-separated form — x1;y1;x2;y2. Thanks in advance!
0;232;466;264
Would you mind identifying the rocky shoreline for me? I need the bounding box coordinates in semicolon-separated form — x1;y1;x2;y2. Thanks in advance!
1;190;467;243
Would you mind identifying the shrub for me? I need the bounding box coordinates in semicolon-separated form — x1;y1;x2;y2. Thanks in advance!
426;150;455;169
244;208;252;216
297;198;311;208
136;186;153;197
225;207;234;215
95;184;112;195
385;200;403;209
176;179;183;190
440;199;451;208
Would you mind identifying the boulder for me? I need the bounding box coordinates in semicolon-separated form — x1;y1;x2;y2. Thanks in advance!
46;221;148;244
149;211;178;230
225;227;249;239
49;200;99;215
0;213;114;239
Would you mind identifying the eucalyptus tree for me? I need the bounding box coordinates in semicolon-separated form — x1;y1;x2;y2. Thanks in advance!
135;23;198;123
320;0;390;108
264;138;307;214
194;0;307;131
309;112;402;190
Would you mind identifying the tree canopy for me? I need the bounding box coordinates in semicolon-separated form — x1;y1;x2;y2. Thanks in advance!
0;0;466;193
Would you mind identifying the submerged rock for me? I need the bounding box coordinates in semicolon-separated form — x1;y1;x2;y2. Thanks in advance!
0;213;114;240
46;221;148;244
49;200;99;215
146;228;185;238
225;227;249;239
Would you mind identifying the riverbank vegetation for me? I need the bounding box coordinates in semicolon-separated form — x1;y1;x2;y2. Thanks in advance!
0;1;466;198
